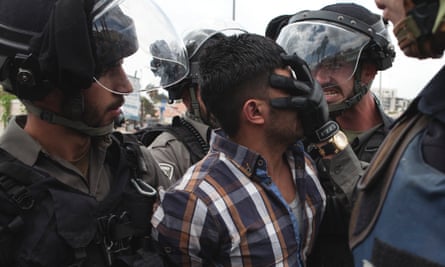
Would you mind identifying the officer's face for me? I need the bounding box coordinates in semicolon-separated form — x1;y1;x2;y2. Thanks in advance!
375;0;407;26
313;62;377;106
82;64;132;127
312;61;356;105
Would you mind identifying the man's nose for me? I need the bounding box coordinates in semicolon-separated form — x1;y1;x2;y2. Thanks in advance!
313;68;332;85
115;66;133;94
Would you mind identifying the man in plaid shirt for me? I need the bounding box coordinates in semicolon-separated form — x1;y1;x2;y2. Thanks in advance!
152;33;349;266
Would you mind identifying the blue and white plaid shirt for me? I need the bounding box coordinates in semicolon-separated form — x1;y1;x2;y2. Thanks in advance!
152;129;326;266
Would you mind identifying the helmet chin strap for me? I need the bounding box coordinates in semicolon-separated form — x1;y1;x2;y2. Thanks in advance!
188;86;203;122
23;101;114;136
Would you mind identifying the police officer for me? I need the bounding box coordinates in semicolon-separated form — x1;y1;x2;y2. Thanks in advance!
0;0;188;266
351;0;445;266
266;4;396;267
148;25;246;182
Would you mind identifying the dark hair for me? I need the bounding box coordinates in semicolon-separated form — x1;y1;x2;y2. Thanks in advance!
198;33;285;137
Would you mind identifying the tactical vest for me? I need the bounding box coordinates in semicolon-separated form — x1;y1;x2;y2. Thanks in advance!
350;113;445;266
352;111;393;163
0;133;161;267
307;119;392;267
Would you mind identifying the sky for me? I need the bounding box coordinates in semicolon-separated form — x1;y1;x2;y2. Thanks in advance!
153;0;445;100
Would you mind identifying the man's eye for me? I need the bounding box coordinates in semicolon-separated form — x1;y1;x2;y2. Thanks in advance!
331;63;342;69
323;62;342;70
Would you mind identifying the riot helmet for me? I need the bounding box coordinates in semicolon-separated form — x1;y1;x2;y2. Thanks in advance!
276;3;395;114
161;21;247;102
0;0;188;136
159;21;246;125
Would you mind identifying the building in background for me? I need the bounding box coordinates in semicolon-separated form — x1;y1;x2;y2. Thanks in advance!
372;87;411;119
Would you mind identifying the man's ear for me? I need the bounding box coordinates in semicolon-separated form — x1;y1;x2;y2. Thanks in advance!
361;63;378;84
242;99;266;125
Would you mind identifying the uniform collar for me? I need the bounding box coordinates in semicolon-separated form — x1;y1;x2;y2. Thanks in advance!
0;115;112;167
0;115;42;166
209;129;261;178
209;129;305;179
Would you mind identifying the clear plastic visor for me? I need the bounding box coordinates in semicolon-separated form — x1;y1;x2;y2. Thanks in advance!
91;0;188;95
182;19;248;59
276;21;370;84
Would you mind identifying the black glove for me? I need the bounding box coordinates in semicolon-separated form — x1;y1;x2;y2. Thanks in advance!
269;53;338;143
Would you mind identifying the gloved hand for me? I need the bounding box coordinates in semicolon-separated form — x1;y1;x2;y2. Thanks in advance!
269;53;339;143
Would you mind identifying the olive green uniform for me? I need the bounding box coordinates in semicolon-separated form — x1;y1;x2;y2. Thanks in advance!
0;115;171;200
149;113;210;182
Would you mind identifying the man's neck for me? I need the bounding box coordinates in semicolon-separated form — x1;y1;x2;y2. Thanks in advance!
233;126;287;167
24;113;92;162
233;126;296;198
335;93;383;132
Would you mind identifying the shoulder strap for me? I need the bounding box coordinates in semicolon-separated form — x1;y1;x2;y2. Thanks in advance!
349;113;430;247
109;132;159;191
355;125;389;163
135;124;173;148
0;149;42;211
170;116;209;164
0;149;43;266
135;116;209;164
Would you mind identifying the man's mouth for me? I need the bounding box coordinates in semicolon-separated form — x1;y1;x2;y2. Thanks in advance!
323;88;341;103
324;89;338;96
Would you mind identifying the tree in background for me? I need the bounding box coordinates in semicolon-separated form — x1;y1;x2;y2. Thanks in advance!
148;89;168;104
0;86;17;128
141;96;157;118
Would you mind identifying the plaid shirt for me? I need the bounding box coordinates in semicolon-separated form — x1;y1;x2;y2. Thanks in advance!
152;130;325;266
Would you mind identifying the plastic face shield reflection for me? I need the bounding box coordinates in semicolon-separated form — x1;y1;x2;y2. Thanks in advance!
181;18;247;57
91;0;188;95
276;21;370;88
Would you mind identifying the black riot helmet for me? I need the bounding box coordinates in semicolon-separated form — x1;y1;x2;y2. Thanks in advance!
0;0;188;136
158;22;246;126
0;0;188;99
276;3;396;114
164;29;225;102
162;23;247;103
0;0;57;100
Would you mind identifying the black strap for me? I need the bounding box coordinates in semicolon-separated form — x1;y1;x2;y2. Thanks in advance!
350;113;430;247
0;175;34;210
135;116;209;164
170;116;209;164
0;149;43;211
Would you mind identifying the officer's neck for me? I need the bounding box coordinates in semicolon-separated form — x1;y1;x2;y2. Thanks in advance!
25;112;91;163
335;92;382;132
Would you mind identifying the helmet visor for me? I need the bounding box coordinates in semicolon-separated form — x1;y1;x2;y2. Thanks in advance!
91;0;188;95
182;20;247;59
276;21;370;86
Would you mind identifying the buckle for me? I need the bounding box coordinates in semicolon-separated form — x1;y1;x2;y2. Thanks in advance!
0;175;34;210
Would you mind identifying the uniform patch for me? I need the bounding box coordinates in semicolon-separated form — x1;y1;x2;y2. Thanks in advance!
159;163;174;181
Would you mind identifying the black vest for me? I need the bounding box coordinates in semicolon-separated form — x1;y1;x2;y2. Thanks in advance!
0;134;160;267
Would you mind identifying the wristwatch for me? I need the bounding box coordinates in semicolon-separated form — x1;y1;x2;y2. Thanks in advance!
309;130;349;157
